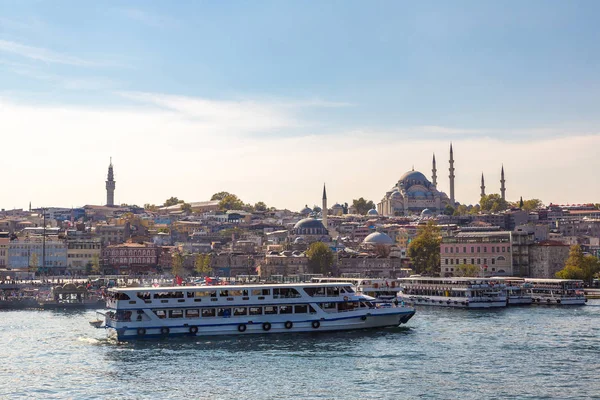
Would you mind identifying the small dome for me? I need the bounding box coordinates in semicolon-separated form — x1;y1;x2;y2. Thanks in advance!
421;208;434;218
391;190;402;198
300;205;312;215
367;208;379;216
363;231;394;245
294;236;305;243
294;218;326;230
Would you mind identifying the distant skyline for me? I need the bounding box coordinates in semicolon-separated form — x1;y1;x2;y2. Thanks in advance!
1;1;600;211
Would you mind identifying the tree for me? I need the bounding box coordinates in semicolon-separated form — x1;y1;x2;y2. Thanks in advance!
194;253;212;276
219;194;244;211
453;204;469;216
522;199;543;212
164;197;181;207
407;220;441;275
91;254;101;274
480;194;508;213
171;252;185;277
181;203;192;214
306;242;334;275
211;192;231;201
443;204;455;216
144;204;158;212
374;244;391;257
519;197;524;209
254;201;268;212
468;204;481;215
556;245;600;285
454;264;479;277
352;197;375;215
29;253;39;273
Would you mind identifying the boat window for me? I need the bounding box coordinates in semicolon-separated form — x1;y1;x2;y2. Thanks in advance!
169;309;184;318
219;290;230;297
304;287;326;297
252;289;270;296
186;292;195;298
308;305;317;314
217;308;232;317
153;291;184;299
338;302;358;311
320;302;336;310
228;290;243;297
233;307;247;316
342;286;354;293
249;307;262;315
294;305;308;314
186;309;200;318
153;310;167;319
279;305;293;314
195;291;212;297
273;288;301;299
264;306;277;315
326;287;340;297
136;292;151;300
202;308;216;317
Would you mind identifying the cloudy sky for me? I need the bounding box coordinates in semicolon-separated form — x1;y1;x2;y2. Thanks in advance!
1;1;600;211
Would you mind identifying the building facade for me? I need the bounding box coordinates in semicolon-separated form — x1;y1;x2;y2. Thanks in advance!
8;236;68;273
102;243;160;274
528;241;570;278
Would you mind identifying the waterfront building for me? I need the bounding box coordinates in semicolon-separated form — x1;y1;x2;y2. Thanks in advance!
336;253;406;278
8;236;68;273
528;241;570;278
0;236;8;267
440;231;513;277
102;243;160;274
66;233;102;274
262;250;309;277
95;224;130;245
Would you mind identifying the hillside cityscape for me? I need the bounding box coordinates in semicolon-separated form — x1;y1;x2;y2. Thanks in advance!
1;146;598;283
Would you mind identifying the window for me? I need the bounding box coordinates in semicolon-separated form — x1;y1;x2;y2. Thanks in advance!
169;309;184;318
450;247;453;253
217;308;231;317
154;310;166;319
492;247;495;253
491;259;495;265
445;247;449;253
273;288;300;298
228;290;243;297
264;306;277;315
233;307;247;316
186;309;200;318
477;259;481;264
202;308;216;317
471;258;474;264
279;305;293;314
249;307;262;316
477;247;480;252
195;291;212;297
294;305;308;314
252;289;270;296
320;302;336;310
471;247;474;253
445;259;448;265
483;247;487;253
463;247;467;253
502;247;505;252
326;287;340;297
304;287;326;297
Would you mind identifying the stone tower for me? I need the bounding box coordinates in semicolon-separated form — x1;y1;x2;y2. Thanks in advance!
449;144;455;205
322;183;328;228
500;165;506;201
106;158;116;207
481;173;486;197
432;153;437;188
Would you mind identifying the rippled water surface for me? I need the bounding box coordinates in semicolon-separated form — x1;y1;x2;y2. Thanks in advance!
1;301;599;399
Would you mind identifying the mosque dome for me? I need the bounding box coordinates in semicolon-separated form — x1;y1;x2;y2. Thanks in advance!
400;170;428;183
421;208;434;218
293;217;328;236
300;205;312;215
367;208;379;216
363;231;394;245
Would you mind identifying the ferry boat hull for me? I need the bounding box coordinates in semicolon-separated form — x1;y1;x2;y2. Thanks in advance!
531;297;586;305
106;309;415;340
506;296;533;305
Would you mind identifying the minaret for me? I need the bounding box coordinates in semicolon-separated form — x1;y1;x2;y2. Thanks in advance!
106;158;116;207
500;165;506;201
480;173;486;197
449;143;455;205
322;183;328;228
432;154;437;187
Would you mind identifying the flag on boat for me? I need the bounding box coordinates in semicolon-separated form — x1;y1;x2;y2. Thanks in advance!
175;275;183;285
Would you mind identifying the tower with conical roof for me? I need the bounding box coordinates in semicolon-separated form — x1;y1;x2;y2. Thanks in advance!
322;183;328;228
500;165;506;201
106;158;116;207
480;173;486;197
432;154;437;188
449;144;455;205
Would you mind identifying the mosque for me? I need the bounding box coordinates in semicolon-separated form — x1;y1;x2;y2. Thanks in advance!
376;144;506;217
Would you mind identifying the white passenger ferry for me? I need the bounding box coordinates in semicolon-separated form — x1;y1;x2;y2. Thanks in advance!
490;277;533;305
311;277;402;303
524;279;587;305
397;276;507;308
97;283;416;339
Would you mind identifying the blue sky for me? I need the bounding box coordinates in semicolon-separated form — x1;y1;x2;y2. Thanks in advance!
1;1;600;210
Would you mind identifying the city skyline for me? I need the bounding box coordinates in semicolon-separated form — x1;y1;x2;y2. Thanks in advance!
2;1;600;210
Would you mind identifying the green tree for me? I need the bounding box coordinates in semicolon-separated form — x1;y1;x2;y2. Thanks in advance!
29;253;39;273
211;192;231;201
171;252;185;277
254;201;268;212
480;194;508;213
306;242;334;275
91;254;101;274
181;203;192;214
519;196;524;209
522;199;543;212
144;204;158;212
407;220;441;275
443;204;455;216
454;264;479;277
164;197;181;207
219;194;245;211
556;245;600;285
194;253;212;276
352;197;375;215
468;204;481;215
453;204;469;216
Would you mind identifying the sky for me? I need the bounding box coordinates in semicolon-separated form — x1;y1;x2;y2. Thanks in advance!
1;0;600;211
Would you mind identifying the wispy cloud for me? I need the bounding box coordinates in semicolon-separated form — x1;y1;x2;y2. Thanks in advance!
0;39;123;68
119;8;180;29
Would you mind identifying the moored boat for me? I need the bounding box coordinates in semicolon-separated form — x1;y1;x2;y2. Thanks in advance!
397;276;507;308
96;282;416;340
311;277;402;303
490;277;533;305
525;279;586;305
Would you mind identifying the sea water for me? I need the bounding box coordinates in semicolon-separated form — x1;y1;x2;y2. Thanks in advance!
1;301;599;399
